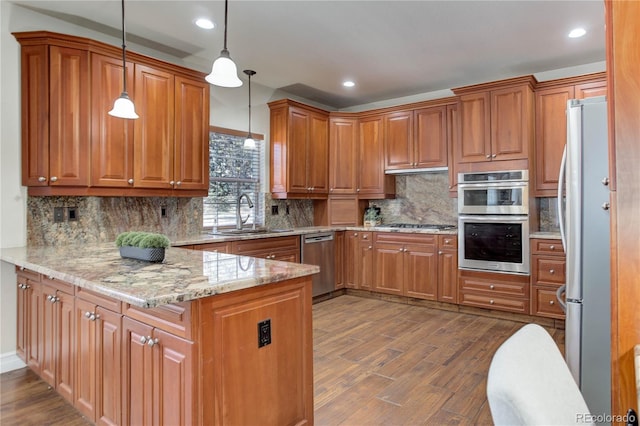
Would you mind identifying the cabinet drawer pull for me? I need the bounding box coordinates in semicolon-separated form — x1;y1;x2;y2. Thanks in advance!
354;233;358;237
602;202;610;211
38;176;47;182
549;269;555;274
489;299;495;304
549;300;555;305
128;178;134;185
444;239;450;244
549;245;555;250
489;285;495;290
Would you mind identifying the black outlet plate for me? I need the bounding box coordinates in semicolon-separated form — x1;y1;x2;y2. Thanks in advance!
271;205;279;215
258;319;271;348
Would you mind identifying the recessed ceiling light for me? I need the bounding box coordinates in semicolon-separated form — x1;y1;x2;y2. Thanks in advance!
568;28;586;38
196;18;215;30
343;81;355;88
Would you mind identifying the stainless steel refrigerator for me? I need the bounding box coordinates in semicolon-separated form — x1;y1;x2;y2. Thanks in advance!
557;96;611;419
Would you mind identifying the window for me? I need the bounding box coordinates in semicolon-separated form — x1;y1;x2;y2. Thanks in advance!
203;131;264;229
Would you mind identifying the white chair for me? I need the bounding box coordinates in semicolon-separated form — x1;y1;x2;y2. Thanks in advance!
487;323;593;425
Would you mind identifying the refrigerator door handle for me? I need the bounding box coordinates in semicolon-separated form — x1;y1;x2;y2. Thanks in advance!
556;284;567;312
557;145;567;253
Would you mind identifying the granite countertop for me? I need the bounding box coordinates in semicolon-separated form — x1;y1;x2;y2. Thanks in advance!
0;243;319;308
172;225;458;246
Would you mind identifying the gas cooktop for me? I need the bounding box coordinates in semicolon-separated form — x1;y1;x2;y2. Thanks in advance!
382;223;457;230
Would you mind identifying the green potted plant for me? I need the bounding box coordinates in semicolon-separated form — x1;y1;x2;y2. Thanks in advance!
116;231;171;262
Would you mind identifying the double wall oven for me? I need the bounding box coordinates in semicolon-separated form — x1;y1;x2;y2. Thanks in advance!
457;170;530;275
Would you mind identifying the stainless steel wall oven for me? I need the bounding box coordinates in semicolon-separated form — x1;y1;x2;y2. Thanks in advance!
458;170;530;275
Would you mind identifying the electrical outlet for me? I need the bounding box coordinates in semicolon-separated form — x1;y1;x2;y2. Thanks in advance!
258;319;271;348
160;205;167;218
67;206;78;221
271;205;279;215
53;207;64;223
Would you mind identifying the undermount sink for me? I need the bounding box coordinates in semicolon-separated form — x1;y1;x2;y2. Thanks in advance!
210;228;270;236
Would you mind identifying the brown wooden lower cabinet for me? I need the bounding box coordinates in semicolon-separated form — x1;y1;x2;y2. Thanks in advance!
437;235;458;303
231;235;300;262
458;269;530;314
75;292;123;425
335;231;345;289
15;266;313;426
343;230;373;289
530;238;566;319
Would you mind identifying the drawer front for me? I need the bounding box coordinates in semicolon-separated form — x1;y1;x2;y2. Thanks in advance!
531;239;564;256
192;241;231;253
532;286;565;319
438;235;457;249
459;276;528;298
125;301;193;339
460;291;530;314
41;276;75;295
533;256;566;286
76;287;122;313
374;232;436;245
16;266;41;282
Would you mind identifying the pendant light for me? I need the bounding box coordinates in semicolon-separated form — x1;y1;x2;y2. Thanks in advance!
108;0;138;119
243;69;256;148
205;0;242;87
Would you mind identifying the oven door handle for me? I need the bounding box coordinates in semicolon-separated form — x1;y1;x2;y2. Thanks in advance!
457;181;528;189
458;214;529;222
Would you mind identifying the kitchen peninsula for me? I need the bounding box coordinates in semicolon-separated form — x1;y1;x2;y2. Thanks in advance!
0;244;318;425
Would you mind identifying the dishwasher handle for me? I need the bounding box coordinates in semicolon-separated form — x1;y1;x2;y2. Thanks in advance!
303;233;334;244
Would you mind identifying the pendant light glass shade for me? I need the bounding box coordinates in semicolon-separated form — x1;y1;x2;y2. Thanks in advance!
206;0;242;87
109;92;139;119
109;0;138;119
206;49;242;87
243;69;256;148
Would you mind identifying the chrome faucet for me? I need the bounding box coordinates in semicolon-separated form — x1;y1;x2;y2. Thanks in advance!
236;193;254;230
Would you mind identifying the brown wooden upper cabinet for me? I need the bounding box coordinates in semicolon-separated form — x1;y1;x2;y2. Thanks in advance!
533;73;606;196
329;116;358;194
19;43;90;187
269;99;329;199
453;76;536;166
384;105;450;172
15;31;209;197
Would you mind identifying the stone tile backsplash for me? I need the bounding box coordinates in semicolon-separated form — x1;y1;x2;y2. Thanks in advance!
27;196;203;246
371;172;458;225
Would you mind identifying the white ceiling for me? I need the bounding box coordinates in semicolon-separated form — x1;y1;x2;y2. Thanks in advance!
12;0;606;109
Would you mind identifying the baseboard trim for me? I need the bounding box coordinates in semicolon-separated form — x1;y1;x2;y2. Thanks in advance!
0;352;26;373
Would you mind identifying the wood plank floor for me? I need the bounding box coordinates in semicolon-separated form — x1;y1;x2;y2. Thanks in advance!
0;295;564;425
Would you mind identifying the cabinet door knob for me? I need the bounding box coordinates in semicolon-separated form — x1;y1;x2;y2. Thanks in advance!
169;181;175;186
85;311;91;318
50;176;58;182
128;178;134;185
356;188;360;192
549;269;555;274
330;188;334;192
398;248;404;252
147;338;159;347
444;239;450;244
549;300;555;305
489;299;495;304
485;154;491;159
438;251;443;255
491;154;497;158
489;285;495;290
550;245;555;250
38;176;47;182
47;294;53;302
176;181;181;186
139;336;148;344
354;233;358;236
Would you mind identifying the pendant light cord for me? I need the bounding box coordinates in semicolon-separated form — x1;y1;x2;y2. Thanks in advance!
223;0;229;50
120;0;128;93
248;73;252;136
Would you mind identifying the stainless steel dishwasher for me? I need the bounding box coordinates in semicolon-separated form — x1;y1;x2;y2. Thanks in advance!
300;232;335;297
